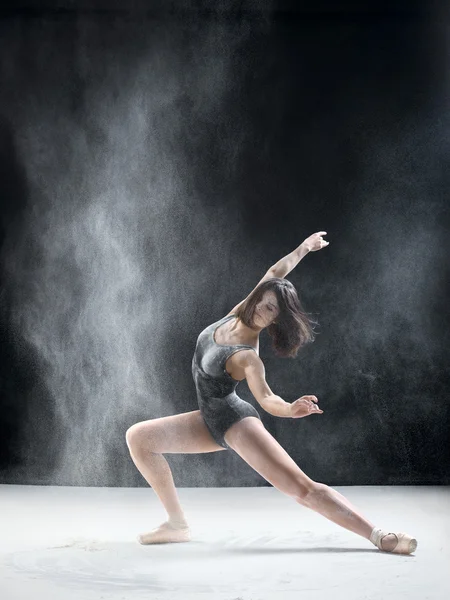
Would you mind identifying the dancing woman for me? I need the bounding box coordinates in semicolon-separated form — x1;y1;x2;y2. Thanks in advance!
126;231;417;554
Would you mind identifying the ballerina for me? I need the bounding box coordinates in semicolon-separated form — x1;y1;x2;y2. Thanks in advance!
126;231;417;554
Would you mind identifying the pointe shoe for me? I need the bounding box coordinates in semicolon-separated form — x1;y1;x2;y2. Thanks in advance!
137;520;191;545
370;527;417;555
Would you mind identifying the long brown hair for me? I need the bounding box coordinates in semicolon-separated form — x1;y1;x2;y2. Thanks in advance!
235;278;318;358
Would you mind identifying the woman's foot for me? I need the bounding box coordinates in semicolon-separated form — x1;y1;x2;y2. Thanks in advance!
137;519;191;545
370;527;417;554
380;533;399;552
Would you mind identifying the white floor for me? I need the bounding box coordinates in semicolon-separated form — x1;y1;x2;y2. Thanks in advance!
0;484;448;600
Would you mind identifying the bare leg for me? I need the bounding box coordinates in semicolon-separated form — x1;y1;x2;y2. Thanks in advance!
224;417;399;551
300;485;399;551
126;410;226;544
303;485;373;536
128;446;188;525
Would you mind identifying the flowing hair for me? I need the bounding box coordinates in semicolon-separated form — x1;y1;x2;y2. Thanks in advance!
234;278;319;358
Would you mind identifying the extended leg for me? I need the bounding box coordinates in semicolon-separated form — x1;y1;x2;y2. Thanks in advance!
224;417;414;553
298;485;403;552
299;484;374;539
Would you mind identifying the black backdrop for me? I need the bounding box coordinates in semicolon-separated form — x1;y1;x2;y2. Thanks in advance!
0;1;448;487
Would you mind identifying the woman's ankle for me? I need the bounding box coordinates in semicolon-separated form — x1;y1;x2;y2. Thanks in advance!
168;514;188;527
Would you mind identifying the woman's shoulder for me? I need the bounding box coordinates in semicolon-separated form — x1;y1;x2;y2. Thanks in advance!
224;310;237;319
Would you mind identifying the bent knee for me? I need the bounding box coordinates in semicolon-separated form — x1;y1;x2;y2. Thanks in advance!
125;423;152;451
125;424;138;449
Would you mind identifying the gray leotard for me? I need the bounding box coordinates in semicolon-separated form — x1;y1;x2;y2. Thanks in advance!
192;314;262;449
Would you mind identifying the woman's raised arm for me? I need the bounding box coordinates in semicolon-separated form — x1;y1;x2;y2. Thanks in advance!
226;232;328;317
270;231;329;278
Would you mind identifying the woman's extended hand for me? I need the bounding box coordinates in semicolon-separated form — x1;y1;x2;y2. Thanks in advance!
303;232;329;252
289;395;323;419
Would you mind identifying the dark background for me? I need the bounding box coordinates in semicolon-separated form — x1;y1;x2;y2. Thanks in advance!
0;0;448;487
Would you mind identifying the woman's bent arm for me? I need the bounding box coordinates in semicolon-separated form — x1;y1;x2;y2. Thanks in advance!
242;353;292;418
261;394;292;418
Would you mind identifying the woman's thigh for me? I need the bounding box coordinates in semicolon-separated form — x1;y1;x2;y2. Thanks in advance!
126;410;227;454
224;417;316;499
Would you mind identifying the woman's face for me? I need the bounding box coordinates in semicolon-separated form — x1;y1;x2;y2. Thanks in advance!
253;291;279;328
